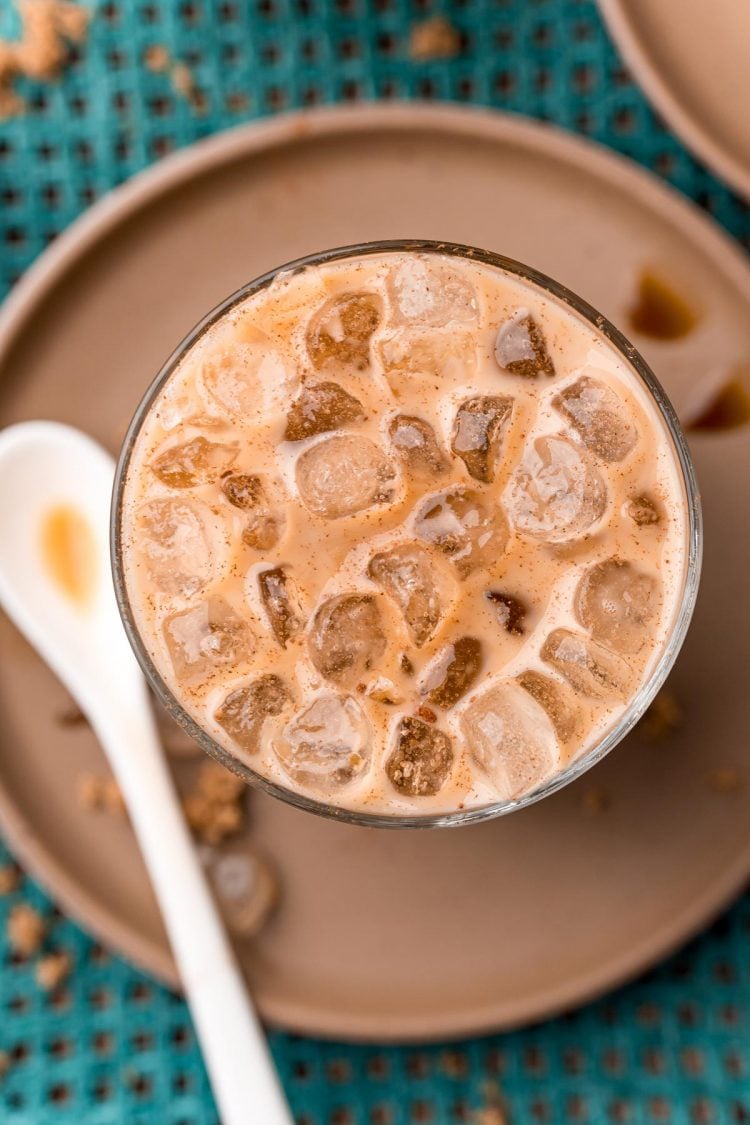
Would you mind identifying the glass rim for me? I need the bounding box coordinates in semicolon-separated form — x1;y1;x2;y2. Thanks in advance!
111;238;703;830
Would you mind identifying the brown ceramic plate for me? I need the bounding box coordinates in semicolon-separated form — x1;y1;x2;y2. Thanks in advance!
599;0;750;198
1;105;749;1043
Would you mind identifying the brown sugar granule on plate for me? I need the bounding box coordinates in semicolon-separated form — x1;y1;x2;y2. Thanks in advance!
641;690;682;741
707;767;743;794
7;904;45;956
56;701;88;728
183;762;246;845
102;777;126;816
76;773;127;817
580;786;611;815
408;16;461;60
35;951;72;991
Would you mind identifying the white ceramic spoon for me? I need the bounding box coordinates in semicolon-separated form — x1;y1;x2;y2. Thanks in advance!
0;420;292;1125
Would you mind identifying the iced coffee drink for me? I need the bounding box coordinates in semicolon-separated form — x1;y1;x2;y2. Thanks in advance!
114;243;699;824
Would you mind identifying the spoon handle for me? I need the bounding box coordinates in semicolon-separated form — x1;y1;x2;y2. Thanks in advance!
90;697;292;1125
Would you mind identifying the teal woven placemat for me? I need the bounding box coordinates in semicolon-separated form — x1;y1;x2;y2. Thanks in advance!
1;2;750;1122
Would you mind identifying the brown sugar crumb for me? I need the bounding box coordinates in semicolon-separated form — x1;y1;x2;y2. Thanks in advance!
183;762;246;845
0;865;20;895
0;0;90;120
707;768;743;794
76;772;103;811
102;778;126;816
76;773;127;817
144;44;170;72
143;43;204;111
474;1082;510;1124
171;61;195;97
408;15;461;60
35;951;72;991
580;786;611;815
641;690;683;741
474;1109;508;1125
7;904;45;957
416;704;437;724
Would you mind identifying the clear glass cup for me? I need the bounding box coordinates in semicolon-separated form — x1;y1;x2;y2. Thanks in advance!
111;240;703;829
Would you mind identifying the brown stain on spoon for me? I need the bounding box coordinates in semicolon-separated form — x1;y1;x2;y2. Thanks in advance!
40;504;97;607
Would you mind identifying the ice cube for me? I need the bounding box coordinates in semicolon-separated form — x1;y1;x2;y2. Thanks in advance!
220;474;282;549
295;434;395;519
136;498;213;597
201;343;284;417
485;590;527;635
308;594;387;687
220;473;264;509
461;682;558;800
541;628;632;700
554;376;638;462
306;292;382;372
386;256;479;326
151;436;239;488
517;670;579;742
257;567;305;648
494;309;555;378
624;493;662;527
214;674;291;755
367;543;446;647
420;636;483;709
242;512;282;551
504;434;607;542
365;677;404;705
163;598;254;685
378;327;476;388
576;558;660;654
413;487;508;577
385;716;454;797
451;395;514;483
284;381;364;441
272;694;371;791
388;414;449;477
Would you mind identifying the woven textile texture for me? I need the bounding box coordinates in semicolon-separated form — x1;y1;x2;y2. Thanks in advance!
1;1;750;1122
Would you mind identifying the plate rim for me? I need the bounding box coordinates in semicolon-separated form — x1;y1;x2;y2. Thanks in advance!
2;101;750;1041
598;0;750;200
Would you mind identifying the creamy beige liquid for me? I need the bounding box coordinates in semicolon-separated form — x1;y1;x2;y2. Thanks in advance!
120;250;689;817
